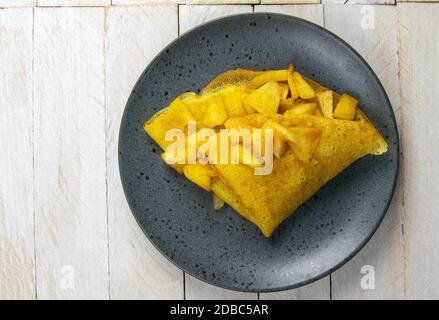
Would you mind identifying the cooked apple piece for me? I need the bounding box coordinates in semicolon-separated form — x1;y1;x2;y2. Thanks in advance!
161;131;200;166
225;115;267;133
213;194;225;210
144;97;196;150
230;143;264;168
292;71;315;99
287;64;299;100
250;70;288;88
161;98;195;130
224;117;255;130
250;126;272;158
316;90;334;119
334;93;358;120
246;113;271;127
287;127;322;164
315;107;324;117
202;96;228;128
283;102;317;116
221;87;247;117
181;93;208;121
278;98;295;113
263;119;296;142
279;83;289;100
273;133;287;159
244;81;282;115
183;163;216;192
161;152;184;173
263;119;321;163
243;103;256;114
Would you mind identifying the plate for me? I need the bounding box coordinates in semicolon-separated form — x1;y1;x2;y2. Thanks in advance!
118;13;399;292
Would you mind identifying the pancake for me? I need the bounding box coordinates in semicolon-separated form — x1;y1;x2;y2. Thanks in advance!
144;67;388;237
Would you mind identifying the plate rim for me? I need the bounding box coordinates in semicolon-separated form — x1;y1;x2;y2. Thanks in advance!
118;12;400;293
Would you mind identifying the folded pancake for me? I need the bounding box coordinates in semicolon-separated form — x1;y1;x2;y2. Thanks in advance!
144;67;388;237
212;114;385;236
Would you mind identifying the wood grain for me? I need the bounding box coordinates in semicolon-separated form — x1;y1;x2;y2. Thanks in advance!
106;5;184;299
398;2;439;299
0;0;35;6
34;7;108;299
37;0;110;6
261;278;330;300
324;5;404;299
261;0;319;5
112;0;183;5
253;4;329;300
186;277;258;300
179;4;253;33
254;4;323;25
398;0;438;2
185;0;258;4
179;4;256;299
323;0;395;4
0;8;35;300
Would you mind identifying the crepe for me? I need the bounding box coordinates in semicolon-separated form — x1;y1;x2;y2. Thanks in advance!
144;67;388;237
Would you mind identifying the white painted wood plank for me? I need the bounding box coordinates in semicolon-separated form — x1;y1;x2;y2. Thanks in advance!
323;0;395;4
34;7;108;299
324;5;404;299
398;3;439;299
254;4;323;25
321;0;345;4
112;0;182;5
37;0;110;6
254;4;329;300
261;278;330;300
180;4;257;299
179;4;253;34
261;0;319;5
186;276;258;300
0;8;35;300
185;0;258;4
106;5;184;299
398;0;438;2
0;0;35;7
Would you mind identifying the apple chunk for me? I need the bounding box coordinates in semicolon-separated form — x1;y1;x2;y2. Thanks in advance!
283;102;317;116
279;83;289;100
202;96;228;128
316;90;334;119
272;134;287;159
244;81;282;115
263;119;321;164
183;164;216;192
334;93;358;120
287;64;299;100
287;127;321;164
292;71;315;99
250;70;288;88
221;87;247;117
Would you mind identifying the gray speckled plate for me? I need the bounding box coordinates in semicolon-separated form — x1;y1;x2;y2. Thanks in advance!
118;13;399;292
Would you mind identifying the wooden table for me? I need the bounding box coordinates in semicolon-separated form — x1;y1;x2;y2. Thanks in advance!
0;0;437;300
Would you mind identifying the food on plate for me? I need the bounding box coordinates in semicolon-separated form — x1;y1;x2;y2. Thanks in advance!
143;64;388;237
